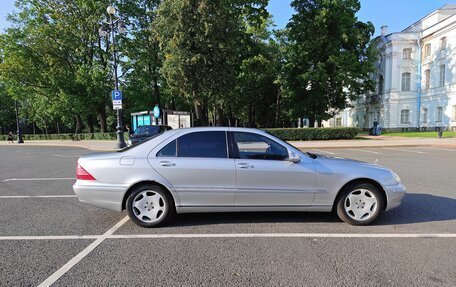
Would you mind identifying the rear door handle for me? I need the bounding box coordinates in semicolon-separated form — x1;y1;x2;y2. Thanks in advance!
160;161;176;167
237;163;254;169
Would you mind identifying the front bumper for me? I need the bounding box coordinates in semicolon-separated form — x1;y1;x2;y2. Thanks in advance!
384;183;406;211
73;180;128;211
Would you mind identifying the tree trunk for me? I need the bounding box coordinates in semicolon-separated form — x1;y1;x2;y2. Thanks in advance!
97;105;107;133
275;89;281;128
248;98;254;128
74;115;82;134
215;107;225;126
194;99;207;126
87;114;95;134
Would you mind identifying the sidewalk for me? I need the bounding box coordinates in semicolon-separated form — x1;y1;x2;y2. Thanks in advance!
1;136;455;151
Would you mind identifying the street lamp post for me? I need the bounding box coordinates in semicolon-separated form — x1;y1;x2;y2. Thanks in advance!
100;6;127;149
14;100;24;144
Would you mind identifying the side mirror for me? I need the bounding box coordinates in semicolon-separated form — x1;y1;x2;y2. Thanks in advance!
288;152;301;163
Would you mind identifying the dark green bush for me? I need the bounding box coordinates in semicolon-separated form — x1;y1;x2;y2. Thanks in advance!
1;128;359;142
0;133;119;141
263;128;360;141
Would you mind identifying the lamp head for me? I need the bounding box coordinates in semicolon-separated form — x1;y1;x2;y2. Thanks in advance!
107;6;116;15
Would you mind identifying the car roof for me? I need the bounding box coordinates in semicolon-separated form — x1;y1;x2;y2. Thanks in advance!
163;126;266;134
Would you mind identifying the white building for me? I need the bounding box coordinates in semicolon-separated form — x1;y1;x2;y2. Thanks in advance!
326;4;456;132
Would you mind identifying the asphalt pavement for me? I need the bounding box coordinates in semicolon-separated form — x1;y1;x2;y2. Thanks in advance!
0;145;455;286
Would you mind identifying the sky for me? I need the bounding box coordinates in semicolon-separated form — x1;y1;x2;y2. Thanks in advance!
0;0;453;36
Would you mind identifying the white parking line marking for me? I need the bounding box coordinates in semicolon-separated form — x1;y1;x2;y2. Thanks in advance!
108;233;456;239
383;147;426;154
313;149;336;155
38;216;129;287
0;195;77;199
416;147;456;152
53;154;80;158
2;178;75;182
0;235;99;240
347;148;381;154
2;233;456;241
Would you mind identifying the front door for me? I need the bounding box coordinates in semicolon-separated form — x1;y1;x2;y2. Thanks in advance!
232;132;316;206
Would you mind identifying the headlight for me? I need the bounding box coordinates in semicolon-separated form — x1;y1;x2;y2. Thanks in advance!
391;171;401;184
127;139;132;146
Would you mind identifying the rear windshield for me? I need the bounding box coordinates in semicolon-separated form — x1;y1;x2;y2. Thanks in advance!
134;126;161;135
118;132;164;152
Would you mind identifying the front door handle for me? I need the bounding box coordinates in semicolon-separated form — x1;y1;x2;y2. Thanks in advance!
237;163;254;169
160;161;176;167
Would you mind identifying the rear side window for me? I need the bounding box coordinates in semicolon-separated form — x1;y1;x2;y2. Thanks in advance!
157;140;177;157
178;131;227;158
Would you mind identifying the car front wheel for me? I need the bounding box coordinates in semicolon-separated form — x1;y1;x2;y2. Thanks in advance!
336;183;384;225
126;185;174;228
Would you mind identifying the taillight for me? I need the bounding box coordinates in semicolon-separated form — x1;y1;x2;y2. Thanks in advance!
76;163;96;180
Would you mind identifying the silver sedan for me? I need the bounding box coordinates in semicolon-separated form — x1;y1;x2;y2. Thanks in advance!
73;127;405;227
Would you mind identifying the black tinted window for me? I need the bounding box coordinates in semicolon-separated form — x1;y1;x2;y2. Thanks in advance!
178;131;227;158
157;140;177;157
233;132;288;160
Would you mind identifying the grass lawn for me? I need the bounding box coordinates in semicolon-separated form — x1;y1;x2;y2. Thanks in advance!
382;131;456;138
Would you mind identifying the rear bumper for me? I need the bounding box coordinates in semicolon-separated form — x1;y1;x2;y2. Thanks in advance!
73;181;127;211
384;183;406;211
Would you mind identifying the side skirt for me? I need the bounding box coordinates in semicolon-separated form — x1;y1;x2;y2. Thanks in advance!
176;205;333;214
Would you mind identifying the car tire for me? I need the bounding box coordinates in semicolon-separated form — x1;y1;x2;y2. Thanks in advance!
126;185;175;228
336;183;384;226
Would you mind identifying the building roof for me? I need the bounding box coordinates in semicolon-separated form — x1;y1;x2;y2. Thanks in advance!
402;4;456;32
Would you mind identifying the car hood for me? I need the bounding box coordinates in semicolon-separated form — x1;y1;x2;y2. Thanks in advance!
312;153;388;170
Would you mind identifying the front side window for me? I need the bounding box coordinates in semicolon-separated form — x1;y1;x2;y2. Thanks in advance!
402;48;412;60
177;131;227;158
233;132;288;161
402;72;411;91
401;109;410;124
436;107;443;122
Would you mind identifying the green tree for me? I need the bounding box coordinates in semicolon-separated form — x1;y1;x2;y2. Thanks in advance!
0;0;116;134
154;0;267;126
283;0;375;127
232;16;282;127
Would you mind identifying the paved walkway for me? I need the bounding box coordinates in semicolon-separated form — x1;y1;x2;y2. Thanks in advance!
1;135;455;151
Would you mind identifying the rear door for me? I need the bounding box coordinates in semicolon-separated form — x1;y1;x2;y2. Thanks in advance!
149;131;236;207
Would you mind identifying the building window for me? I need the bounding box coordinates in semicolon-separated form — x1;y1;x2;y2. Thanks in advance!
378;75;384;95
452;105;456;121
402;48;412;60
436;107;443;122
335;118;342;127
402;72;411;91
401;109;410;124
422;108;428;123
425;44;431;57
439;65;445;86
424;69;430;89
440;37;447;50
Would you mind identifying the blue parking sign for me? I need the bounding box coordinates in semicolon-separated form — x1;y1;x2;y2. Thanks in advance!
111;90;122;101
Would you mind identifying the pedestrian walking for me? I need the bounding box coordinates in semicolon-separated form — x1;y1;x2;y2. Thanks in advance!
372;119;379;136
7;131;14;143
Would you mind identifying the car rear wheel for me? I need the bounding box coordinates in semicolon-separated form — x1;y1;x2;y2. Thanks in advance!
336;183;384;225
126;185;174;227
